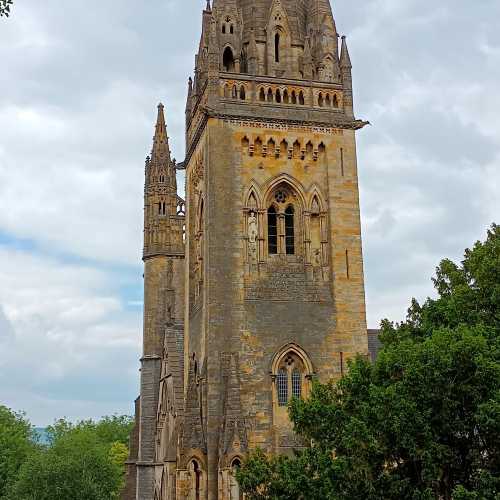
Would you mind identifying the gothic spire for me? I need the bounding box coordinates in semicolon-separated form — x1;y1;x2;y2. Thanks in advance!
340;35;352;69
151;103;171;163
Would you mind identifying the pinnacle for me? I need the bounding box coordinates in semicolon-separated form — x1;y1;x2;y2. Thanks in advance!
340;35;352;69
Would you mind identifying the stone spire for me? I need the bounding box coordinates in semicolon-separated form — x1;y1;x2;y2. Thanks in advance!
151;103;171;163
340;35;353;116
340;34;352;69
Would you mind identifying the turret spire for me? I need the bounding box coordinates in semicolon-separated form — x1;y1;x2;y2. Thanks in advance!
340;35;352;69
151;102;171;162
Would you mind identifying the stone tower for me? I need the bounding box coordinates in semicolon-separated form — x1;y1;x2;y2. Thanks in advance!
123;1;369;499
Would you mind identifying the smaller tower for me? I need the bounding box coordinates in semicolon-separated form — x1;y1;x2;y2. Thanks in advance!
136;104;185;500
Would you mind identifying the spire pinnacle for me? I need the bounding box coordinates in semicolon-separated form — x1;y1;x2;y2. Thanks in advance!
340;35;352;69
206;0;211;12
151;102;171;163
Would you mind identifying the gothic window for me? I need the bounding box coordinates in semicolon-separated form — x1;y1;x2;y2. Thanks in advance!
267;206;278;255
222;24;226;34
239;85;246;100
283;89;289;103
267;138;276;157
230;459;243;500
273;350;309;408
232;85;237;98
276;88;281;103
299;90;305;105
259;87;265;101
280;139;288;157
274;33;280;62
332;94;339;108
285;205;294;254
326;94;331;107
230;24;234;34
318;92;324;107
223;47;235;72
277;368;288;406
189;460;202;500
267;88;273;102
291;90;297;104
254;137;262;156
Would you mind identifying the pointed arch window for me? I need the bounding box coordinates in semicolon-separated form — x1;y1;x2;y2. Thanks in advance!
267;206;278;255
274;33;280;63
285;205;295;255
223;46;235;72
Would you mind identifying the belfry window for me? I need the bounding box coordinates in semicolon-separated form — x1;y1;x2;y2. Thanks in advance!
274;33;280;63
285;205;295;254
267;206;278;255
223;46;235;72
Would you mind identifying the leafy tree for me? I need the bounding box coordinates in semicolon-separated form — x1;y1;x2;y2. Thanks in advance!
0;0;13;17
237;224;500;500
6;415;133;500
0;406;36;497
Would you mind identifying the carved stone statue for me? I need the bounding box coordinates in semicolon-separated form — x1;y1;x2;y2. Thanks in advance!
248;212;258;244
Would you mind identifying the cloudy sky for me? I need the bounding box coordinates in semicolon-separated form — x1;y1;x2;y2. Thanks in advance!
0;0;498;426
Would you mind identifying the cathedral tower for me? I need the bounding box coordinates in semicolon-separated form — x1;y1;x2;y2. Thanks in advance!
124;1;369;499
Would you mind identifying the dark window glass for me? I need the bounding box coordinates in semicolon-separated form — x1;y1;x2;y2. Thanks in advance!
277;369;288;406
275;33;280;62
285;205;294;254
292;369;301;399
268;206;278;254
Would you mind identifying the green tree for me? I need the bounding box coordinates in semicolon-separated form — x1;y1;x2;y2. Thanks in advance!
0;0;13;17
6;415;133;500
0;406;36;497
237;224;500;500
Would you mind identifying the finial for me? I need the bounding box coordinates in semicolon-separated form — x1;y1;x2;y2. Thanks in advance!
158;102;164;109
206;0;211;12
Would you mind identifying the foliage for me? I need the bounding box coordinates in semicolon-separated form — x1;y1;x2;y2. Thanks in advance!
0;0;13;17
0;406;37;498
5;415;133;500
237;224;500;500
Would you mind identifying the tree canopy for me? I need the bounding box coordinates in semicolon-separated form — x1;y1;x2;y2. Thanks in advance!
3;415;133;500
237;224;500;500
0;406;36;498
0;0;13;17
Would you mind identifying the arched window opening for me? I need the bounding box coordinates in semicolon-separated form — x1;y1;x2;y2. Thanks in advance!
285;205;294;255
191;460;202;500
274;33;280;63
291;90;297;104
306;141;313;160
276;89;281;103
277;368;288;406
267;206;278;255
332;94;339;108
267;138;276;157
325;94;331;107
280;139;288;156
267;88;273;103
293;140;301;158
274;350;308;408
299;91;305;105
318;142;326;157
318;92;324;107
239;86;246;100
259;88;265;102
254;137;263;156
230;459;242;500
292;369;301;399
241;136;249;151
230;24;234;34
232;85;237;99
222;24;226;34
283;89;289;104
223;46;235;72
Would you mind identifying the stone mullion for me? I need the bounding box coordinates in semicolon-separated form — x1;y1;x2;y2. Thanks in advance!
303;211;311;264
277;213;286;255
258;209;266;263
320;211;328;265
